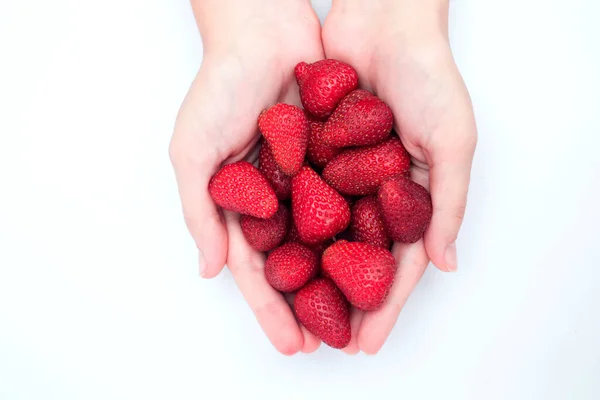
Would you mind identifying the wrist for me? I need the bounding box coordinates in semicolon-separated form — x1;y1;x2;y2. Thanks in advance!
332;0;449;41
192;0;319;57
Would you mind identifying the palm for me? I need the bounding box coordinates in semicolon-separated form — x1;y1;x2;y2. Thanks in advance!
175;33;323;169
322;10;476;354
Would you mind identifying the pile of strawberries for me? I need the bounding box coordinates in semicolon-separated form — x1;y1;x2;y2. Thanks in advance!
208;60;432;349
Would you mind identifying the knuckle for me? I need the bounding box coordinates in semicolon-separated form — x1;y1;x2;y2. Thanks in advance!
183;214;203;237
227;252;265;275
434;204;466;224
184;211;224;248
452;204;467;222
256;299;287;321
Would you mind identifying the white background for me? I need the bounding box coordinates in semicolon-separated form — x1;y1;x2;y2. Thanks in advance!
1;0;599;399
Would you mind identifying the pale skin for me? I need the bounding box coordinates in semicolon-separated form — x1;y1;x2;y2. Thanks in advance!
169;0;477;355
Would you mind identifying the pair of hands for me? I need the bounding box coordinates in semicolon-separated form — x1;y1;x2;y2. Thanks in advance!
169;0;477;355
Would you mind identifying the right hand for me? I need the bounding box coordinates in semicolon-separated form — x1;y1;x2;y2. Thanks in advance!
169;0;324;355
322;0;477;354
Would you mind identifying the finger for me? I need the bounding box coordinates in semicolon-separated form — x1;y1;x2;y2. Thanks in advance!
342;308;364;355
300;325;321;354
357;240;429;355
224;211;304;356
170;140;228;279
424;126;476;272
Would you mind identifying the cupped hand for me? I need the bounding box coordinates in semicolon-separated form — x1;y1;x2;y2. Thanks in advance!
169;0;324;355
322;0;477;354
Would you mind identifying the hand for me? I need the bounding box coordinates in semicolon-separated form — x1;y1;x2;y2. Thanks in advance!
169;0;324;355
322;0;477;354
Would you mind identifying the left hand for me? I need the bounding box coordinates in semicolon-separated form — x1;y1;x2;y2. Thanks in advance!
322;0;477;354
170;0;325;355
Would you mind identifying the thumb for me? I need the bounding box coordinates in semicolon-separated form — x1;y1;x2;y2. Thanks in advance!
170;141;228;278
424;134;476;272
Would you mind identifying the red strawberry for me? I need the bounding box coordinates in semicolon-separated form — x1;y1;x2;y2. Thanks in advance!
295;59;358;119
291;166;351;244
258;143;292;200
322;241;396;311
378;175;433;243
208;161;278;218
294;278;351;349
285;218;332;257
258;103;309;176
350;196;391;249
306;116;340;169
322;89;393;148
322;137;411;196
265;242;318;292
240;204;290;252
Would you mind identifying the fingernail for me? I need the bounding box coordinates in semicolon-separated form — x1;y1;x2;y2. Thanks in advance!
198;251;207;278
445;243;457;272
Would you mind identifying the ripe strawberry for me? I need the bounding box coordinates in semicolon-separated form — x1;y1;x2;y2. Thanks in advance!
322;240;396;311
208;161;278;218
240;204;290;252
258;143;292;200
350;196;391;249
322;137;411;196
258;103;309;176
322;89;393;148
265;242;318;292
295;59;358;119
306;116;340;169
291;166;350;244
294;278;351;349
285;218;332;258
378;175;433;243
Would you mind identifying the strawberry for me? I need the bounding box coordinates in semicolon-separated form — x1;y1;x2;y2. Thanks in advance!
306;116;340;169
240;204;290;252
322;137;411;196
258;143;292;200
294;278;351;349
265;242;318;292
285;218;332;257
322;240;396;311
322;89;393;148
378;175;433;243
258;103;309;176
291;166;351;245
350;196;391;249
295;59;358;119
208;161;278;218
